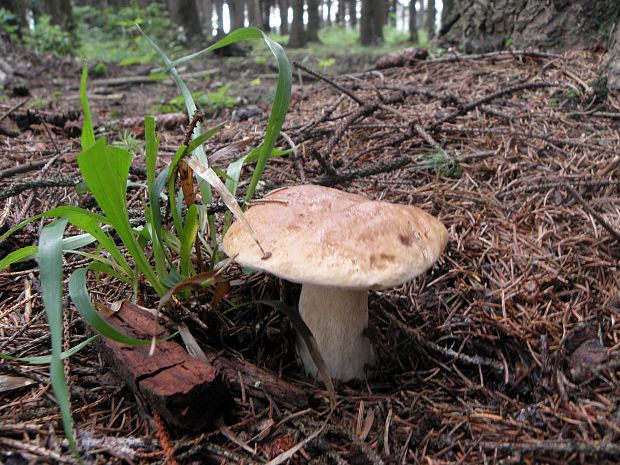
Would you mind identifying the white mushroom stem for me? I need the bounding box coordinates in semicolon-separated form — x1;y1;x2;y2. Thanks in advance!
296;284;375;381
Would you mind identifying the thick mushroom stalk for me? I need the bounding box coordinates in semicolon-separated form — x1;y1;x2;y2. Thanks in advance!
296;284;374;381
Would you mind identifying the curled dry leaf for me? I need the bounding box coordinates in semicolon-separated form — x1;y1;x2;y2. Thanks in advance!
187;157;268;257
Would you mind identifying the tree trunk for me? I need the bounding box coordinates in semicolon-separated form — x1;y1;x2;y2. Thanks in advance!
409;0;418;43
261;0;271;31
606;21;620;89
347;0;357;27
45;0;75;31
288;0;306;47
360;0;383;45
167;0;205;43
214;0;225;37
246;0;262;26
335;0;344;25
325;0;332;26
425;0;435;40
438;0;619;53
229;0;245;30
199;0;213;37
279;0;289;34
1;0;27;33
307;0;321;42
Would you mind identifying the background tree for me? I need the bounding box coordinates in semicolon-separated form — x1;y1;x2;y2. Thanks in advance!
167;0;205;42
335;0;345;24
409;0;418;43
229;0;245;30
214;0;224;37
279;0;288;34
288;0;306;47
198;0;213;38
45;0;75;32
324;0;331;26
425;0;435;40
347;0;357;27
246;0;262;26
438;0;619;53
307;0;321;42
360;0;383;45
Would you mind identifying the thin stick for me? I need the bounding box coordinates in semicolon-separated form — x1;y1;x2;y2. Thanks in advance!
293;61;366;106
0;97;30;123
565;184;620;242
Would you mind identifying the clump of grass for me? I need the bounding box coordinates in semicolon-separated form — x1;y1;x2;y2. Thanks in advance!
0;26;292;461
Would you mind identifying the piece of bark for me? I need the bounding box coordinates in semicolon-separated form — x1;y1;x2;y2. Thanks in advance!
209;354;313;410
98;302;232;432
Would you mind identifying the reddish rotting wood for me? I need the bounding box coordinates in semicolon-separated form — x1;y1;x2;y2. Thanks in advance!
98;302;232;432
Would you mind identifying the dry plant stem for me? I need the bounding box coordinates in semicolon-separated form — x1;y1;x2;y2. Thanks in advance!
0;178;79;202
297;284;374;381
0;157;56;180
293;61;366;106
0;97;30;123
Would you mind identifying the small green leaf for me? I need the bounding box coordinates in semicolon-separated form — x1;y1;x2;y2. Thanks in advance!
69;268;151;346
80;64;95;151
0;336;98;365
38;218;82;460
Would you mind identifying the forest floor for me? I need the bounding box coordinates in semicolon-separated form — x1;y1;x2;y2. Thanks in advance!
0;41;619;465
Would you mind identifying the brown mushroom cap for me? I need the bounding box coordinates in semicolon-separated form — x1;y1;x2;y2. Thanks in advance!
223;185;448;290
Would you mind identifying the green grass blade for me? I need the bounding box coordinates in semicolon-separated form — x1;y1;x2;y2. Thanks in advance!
0;246;38;269
169;27;265;68
68;268;150;345
38;218;82;460
77;139;165;295
0;206;109;243
179;204;199;277
243;32;291;204
0;336;98;365
80;64;95;151
185;123;225;154
144;116;158;194
164;28;292;204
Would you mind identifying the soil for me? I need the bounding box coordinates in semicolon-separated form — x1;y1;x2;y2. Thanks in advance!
0;39;619;465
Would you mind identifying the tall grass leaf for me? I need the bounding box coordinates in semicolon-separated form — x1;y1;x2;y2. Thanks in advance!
0;246;38;270
0;211;130;275
169;28;266;68
179;204;199;277
244;32;291;203
259;300;336;405
78;139;164;295
0;206;109;243
144;116;158;193
87;261;133;285
167;28;291;205
0;336;98;364
38;218;82;461
80;64;95;151
157;264;231;310
185;123;225;154
69;268;150;345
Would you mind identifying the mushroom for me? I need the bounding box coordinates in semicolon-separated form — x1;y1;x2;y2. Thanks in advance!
222;185;448;381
